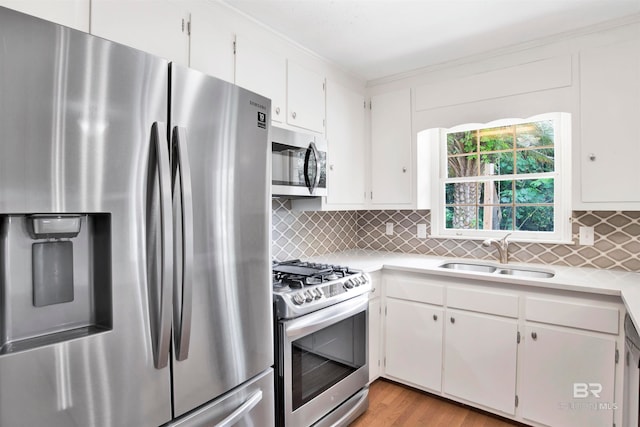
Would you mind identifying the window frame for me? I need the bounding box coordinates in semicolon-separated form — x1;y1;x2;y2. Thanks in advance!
430;112;572;243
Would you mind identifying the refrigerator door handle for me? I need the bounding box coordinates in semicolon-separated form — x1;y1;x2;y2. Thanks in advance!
214;390;263;427
151;121;174;369
172;126;194;361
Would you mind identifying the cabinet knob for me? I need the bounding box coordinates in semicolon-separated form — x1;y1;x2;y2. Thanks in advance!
329;164;334;171
450;317;455;324
275;107;280;115
531;331;537;340
433;314;438;321
588;153;596;162
291;112;297;119
402;167;407;173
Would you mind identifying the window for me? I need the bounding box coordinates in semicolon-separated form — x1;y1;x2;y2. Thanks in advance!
430;113;571;242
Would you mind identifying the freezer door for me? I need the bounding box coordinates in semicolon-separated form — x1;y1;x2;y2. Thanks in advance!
169;64;273;416
166;368;274;427
0;7;172;427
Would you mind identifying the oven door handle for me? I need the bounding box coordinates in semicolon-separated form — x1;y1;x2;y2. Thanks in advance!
284;295;368;340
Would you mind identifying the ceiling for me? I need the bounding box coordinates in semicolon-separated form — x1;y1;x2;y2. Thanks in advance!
221;0;640;81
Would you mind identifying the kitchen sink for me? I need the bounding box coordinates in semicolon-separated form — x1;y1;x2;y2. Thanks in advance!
497;268;555;279
438;262;497;273
438;262;554;279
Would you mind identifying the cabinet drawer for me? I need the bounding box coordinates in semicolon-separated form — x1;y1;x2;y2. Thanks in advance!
386;277;444;305
525;297;619;334
447;287;518;318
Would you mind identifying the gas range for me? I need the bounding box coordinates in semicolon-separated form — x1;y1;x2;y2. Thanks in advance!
272;260;372;319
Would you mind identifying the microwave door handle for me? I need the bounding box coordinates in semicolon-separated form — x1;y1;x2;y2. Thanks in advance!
172;126;194;361
150;122;174;369
303;142;320;194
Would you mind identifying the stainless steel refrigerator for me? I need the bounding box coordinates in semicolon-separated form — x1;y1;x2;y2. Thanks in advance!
0;6;274;427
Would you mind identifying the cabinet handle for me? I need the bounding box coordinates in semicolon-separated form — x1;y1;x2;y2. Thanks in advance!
450;317;455;324
291;111;297;119
433;314;438;321
275;107;280;115
329;165;334;171
402;167;407;173
588;153;596;161
531;331;537;340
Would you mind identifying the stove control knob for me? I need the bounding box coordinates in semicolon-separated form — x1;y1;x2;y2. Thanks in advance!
344;279;354;289
304;291;314;302
292;293;305;305
360;276;368;284
313;289;322;299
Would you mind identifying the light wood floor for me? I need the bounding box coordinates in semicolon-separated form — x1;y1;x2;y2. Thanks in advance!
349;379;526;427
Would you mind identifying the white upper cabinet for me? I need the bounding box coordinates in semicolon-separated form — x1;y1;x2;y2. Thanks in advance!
370;88;412;206
0;0;89;31
291;80;366;211
235;35;286;123
188;1;235;83
235;40;326;134
325;81;366;206
287;60;326;134
579;38;640;208
91;0;190;65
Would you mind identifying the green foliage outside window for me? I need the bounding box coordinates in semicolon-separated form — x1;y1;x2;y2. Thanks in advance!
444;120;555;232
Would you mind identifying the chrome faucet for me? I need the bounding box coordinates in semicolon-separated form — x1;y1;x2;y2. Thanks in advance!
482;233;512;264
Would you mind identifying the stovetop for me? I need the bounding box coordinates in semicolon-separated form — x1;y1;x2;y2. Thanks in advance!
272;260;372;319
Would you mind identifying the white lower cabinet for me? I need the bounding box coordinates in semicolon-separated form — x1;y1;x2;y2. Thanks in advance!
520;324;616;427
385;298;443;391
368;298;382;383
443;309;518;415
368;271;383;383
377;271;623;427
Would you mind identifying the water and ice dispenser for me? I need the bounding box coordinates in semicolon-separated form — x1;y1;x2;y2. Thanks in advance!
0;214;112;354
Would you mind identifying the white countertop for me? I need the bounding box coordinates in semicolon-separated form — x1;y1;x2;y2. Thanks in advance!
308;249;640;329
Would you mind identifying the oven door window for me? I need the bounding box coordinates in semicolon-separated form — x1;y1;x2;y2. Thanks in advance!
291;311;366;411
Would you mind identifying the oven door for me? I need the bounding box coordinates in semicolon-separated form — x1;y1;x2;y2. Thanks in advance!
278;294;368;426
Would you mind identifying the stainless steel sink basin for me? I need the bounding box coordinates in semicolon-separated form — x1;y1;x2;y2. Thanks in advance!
497;268;555;279
438;262;497;273
438;262;554;279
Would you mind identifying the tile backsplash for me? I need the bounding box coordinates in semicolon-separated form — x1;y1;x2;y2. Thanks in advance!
272;200;640;272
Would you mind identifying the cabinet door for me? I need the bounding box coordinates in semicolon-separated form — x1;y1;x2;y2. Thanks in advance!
235;35;286;123
91;0;189;65
0;0;89;31
580;39;640;204
443;310;517;415
368;298;381;383
385;298;443;391
370;89;412;205
520;324;616;427
189;2;234;83
287;60;325;133
325;81;366;206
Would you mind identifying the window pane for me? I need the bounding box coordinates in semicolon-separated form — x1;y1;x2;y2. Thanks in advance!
499;206;514;230
516;148;555;174
479;125;514;151
477;205;515;231
447;131;476;155
515;206;554;231
446;205;478;229
516;120;554;148
448;155;478;177
480;152;513;176
515;179;554;204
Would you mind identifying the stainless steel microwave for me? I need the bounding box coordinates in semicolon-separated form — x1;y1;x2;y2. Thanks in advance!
271;127;327;197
